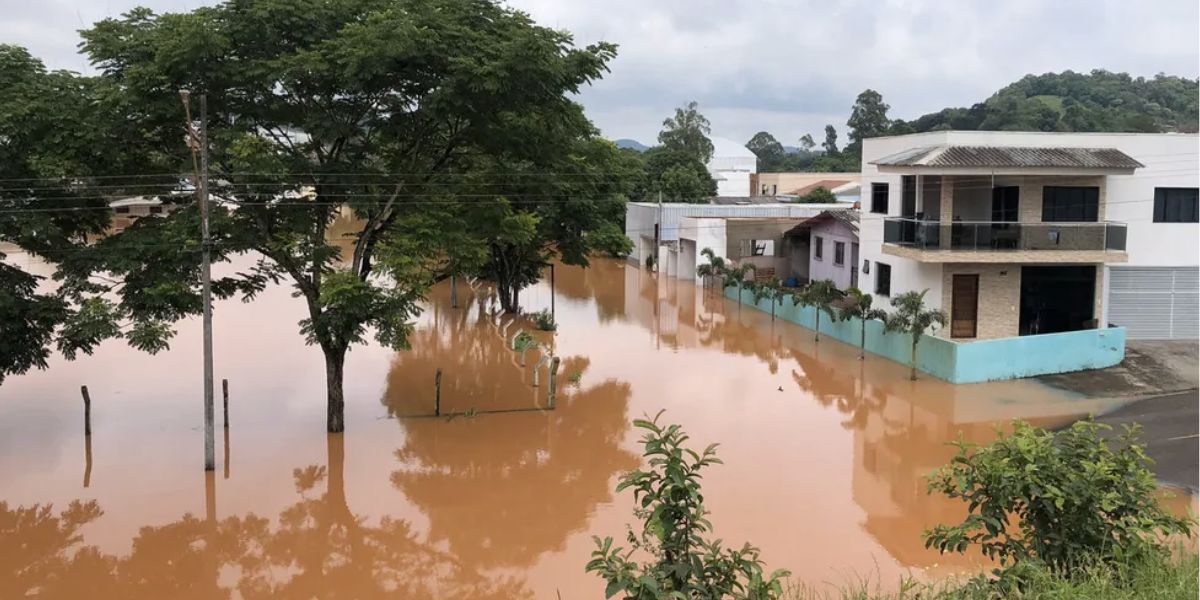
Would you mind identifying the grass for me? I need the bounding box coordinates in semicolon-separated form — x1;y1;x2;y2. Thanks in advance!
785;552;1198;600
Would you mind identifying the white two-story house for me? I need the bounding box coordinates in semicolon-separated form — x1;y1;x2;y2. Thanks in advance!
859;131;1198;342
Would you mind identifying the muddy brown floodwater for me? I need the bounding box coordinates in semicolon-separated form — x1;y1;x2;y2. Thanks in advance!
0;252;1192;598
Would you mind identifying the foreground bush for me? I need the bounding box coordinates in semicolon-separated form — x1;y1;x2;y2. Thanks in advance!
924;420;1192;580
785;551;1199;599
587;411;789;599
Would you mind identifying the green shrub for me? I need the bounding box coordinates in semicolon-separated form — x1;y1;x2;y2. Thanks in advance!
587;411;790;599
924;420;1193;580
532;309;557;331
512;331;537;353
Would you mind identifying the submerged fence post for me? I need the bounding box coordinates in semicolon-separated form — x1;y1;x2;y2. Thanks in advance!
532;355;551;387
547;357;561;409
81;385;92;436
435;368;442;417
222;379;229;429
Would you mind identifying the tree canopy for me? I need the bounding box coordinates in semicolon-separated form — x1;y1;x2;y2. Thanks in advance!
657;101;715;163
0;0;630;434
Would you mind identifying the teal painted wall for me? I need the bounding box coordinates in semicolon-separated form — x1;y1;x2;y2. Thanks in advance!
952;327;1126;383
726;285;1124;384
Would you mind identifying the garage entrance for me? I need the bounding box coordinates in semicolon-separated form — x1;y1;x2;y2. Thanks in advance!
1019;266;1096;335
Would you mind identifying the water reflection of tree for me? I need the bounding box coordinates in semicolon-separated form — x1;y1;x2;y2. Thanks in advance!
550;258;628;323
0;436;527;598
382;305;639;571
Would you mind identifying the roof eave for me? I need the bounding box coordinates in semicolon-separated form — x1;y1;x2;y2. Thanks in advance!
874;165;1139;176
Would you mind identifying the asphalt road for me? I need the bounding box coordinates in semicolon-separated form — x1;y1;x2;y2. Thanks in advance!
1091;390;1199;491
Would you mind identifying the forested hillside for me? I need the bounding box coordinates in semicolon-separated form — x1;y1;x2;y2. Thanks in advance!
900;70;1198;134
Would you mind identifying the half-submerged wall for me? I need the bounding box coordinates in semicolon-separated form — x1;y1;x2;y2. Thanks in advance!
725;286;1125;384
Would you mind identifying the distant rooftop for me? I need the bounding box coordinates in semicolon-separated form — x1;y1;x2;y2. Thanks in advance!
871;145;1144;170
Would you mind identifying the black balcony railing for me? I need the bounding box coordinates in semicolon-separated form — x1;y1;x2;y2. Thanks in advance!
883;218;1127;252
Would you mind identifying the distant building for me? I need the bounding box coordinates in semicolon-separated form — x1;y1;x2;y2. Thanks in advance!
707;136;758;197
786;210;861;289
751;172;861;200
625;201;852;282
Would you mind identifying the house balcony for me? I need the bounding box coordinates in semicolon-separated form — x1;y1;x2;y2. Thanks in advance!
881;218;1128;263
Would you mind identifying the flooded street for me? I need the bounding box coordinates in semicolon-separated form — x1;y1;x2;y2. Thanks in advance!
0;254;1188;598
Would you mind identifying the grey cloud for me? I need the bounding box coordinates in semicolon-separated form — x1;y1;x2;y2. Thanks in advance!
2;0;1196;146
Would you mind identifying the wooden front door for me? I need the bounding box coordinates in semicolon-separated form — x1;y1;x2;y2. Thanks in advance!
951;274;979;338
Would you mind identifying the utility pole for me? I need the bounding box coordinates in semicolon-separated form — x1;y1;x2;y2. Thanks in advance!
181;90;216;472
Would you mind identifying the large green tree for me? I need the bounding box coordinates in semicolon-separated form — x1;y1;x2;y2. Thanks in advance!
745;131;786;171
45;0;622;433
846;88;892;148
0;45;151;384
638;146;715;202
657;101;714;163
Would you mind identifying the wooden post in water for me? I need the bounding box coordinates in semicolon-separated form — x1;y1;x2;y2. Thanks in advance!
81;385;91;436
222;379;229;429
83;431;92;488
434;368;442;417
223;427;230;480
548;357;561;409
549;264;556;319
451;273;459;308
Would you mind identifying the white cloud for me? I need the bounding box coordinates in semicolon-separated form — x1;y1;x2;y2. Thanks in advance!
4;0;1197;145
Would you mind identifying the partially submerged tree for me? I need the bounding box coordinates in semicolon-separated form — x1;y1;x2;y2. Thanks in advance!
695;247;726;293
0;45;142;384
804;279;841;343
837;287;887;359
883;289;947;381
750;276;785;321
61;0;619;432
721;263;755;308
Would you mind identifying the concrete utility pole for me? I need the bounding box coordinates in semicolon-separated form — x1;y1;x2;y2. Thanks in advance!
181;90;216;472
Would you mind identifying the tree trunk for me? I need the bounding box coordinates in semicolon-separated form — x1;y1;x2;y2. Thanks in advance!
910;336;919;381
323;345;348;433
814;312;821;342
859;321;867;360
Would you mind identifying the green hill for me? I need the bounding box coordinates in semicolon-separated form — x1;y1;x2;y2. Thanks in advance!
902;70;1199;134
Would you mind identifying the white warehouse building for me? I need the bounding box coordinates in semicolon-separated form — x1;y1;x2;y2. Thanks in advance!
857;130;1198;341
708;136;758;197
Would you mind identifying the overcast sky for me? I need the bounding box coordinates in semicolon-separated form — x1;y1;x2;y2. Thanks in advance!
4;0;1198;145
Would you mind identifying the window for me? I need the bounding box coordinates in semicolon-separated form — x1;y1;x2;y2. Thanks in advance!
760;184;769;195
862;259;870;275
1154;187;1199;223
149;206;163;214
813;236;824;260
114;206;130;214
870;183;889;214
739;239;775;257
875;262;891;296
834;241;845;266
1042;186;1099;222
771;184;777;195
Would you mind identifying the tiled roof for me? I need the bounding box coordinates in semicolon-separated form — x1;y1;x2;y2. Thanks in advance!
871;145;1144;169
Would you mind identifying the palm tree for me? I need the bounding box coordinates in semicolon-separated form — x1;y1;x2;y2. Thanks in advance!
750;276;784;320
696;247;726;295
722;263;755;308
805;280;841;343
883;289;947;381
838;287;888;360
